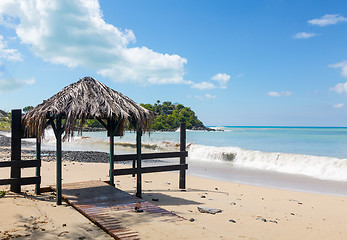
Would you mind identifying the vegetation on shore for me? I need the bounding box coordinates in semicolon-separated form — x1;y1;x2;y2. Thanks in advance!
0;101;207;131
0;110;10;130
140;101;205;131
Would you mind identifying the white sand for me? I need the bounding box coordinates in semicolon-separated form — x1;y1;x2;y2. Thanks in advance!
1;148;347;239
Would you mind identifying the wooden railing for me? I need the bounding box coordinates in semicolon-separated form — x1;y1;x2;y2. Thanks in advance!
0;109;41;194
112;123;188;198
113;151;188;176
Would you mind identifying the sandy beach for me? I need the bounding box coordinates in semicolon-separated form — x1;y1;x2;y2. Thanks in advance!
1;141;347;239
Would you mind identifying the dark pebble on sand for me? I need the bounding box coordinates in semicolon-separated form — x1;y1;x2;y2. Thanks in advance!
229;219;236;223
256;218;267;222
189;218;195;222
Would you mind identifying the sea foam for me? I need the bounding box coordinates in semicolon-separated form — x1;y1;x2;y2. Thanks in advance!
188;144;347;182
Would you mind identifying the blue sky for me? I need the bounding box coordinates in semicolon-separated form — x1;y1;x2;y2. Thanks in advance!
0;0;347;126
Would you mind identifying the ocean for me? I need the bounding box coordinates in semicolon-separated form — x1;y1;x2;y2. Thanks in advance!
17;126;347;196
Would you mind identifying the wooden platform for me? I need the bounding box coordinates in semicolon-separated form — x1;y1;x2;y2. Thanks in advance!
60;181;185;240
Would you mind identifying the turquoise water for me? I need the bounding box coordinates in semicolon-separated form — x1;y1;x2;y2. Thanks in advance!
53;126;347;183
29;126;347;193
207;127;347;159
86;126;347;159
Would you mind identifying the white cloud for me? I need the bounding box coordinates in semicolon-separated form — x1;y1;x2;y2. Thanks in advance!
333;103;344;109
23;77;36;85
0;77;35;92
191;81;216;90
195;93;216;100
190;73;230;90
330;61;347;78
293;32;317;39
205;93;216;99
329;61;347;95
267;91;292;97
308;14;347;26
0;0;187;85
331;82;347;94
0;35;22;61
211;73;230;89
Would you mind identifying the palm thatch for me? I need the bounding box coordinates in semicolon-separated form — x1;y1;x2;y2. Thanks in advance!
22;76;153;140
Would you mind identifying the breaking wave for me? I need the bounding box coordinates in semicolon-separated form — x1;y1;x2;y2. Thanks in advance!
188;144;347;182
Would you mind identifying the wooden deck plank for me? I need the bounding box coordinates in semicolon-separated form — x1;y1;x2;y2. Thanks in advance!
59;180;184;240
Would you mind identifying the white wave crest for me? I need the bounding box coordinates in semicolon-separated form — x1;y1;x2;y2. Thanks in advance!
188;144;347;182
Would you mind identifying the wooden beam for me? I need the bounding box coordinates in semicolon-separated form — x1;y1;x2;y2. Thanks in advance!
108;119;115;187
10;109;22;193
36;138;41;195
113;164;188;176
96;117;108;130
136;129;142;198
114;151;188;162
0;176;41;186
179;123;187;189
56;116;63;205
0;160;40;168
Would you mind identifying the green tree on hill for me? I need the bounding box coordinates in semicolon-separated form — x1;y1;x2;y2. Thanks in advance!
140;101;204;130
23;106;34;113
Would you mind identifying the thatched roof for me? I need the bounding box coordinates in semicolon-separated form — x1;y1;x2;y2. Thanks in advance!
22;77;153;140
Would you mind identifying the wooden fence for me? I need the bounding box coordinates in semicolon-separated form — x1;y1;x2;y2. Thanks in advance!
1;109;187;201
113;123;188;198
0;109;41;194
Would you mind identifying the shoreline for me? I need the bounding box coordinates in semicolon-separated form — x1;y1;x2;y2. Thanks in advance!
2;132;347;197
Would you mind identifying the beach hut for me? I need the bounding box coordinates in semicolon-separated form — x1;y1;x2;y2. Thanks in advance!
22;76;153;204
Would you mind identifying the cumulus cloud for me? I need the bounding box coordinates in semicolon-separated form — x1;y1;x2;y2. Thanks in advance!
330;61;347;78
195;93;216;100
0;77;35;92
308;14;347;26
211;73;230;89
293;32;317;39
0;0;187;85
267;91;292;97
191;73;230;90
191;81;216;90
0;35;22;61
330;61;347;95
331;82;347;94
333;103;344;109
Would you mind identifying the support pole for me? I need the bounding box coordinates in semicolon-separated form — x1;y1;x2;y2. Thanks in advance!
56;116;62;205
179;123;186;189
35;137;41;195
132;156;136;177
136;128;142;198
109;120;115;187
10;109;22;193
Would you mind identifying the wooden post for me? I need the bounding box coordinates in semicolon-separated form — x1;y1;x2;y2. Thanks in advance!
179;123;186;189
35;137;41;195
56;116;62;205
109;120;115;187
132;156;136;177
136;128;142;198
10;109;22;193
